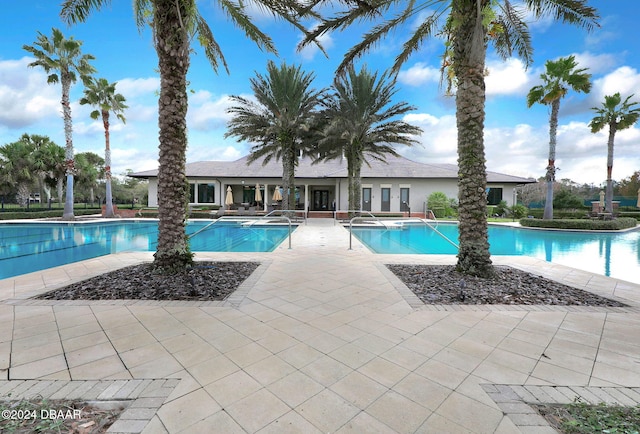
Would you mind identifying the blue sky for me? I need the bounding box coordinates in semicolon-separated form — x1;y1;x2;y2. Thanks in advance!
1;1;639;185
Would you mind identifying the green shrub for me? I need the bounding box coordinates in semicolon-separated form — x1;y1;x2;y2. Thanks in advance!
509;204;528;219
428;192;456;218
520;217;637;230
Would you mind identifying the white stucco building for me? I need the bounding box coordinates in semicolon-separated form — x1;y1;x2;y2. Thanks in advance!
130;154;535;214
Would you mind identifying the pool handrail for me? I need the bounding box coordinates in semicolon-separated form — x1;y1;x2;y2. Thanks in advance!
187;214;293;249
348;215;459;250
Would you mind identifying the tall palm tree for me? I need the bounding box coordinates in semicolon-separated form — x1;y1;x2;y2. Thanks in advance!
527;56;591;220
62;0;306;271
80;77;128;218
301;0;598;277
23;28;96;220
315;65;422;213
226;60;325;212
589;93;640;213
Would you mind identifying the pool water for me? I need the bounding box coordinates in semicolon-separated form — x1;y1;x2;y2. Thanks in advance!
352;222;640;284
0;221;292;279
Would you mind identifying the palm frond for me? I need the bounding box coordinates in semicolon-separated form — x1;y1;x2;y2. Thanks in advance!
524;0;599;32
493;1;533;66
60;0;109;25
217;0;277;55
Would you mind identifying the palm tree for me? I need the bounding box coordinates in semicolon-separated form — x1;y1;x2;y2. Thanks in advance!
80;77;128;218
589;93;640;213
23;28;96;220
226;61;325;212
62;0;306;271
0;139;37;207
315;65;422;213
301;1;598;277
527;56;591;220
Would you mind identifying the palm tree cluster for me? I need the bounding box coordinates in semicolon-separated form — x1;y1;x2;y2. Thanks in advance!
0;134;106;206
225;62;423;215
528;56;640;217
22;28;128;220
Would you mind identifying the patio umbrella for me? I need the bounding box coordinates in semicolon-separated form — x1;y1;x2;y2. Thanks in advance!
637;188;640;208
272;186;282;201
599;190;605;210
255;184;262;204
225;186;234;207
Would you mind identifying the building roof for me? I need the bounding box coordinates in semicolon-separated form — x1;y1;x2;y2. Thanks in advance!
130;154;535;184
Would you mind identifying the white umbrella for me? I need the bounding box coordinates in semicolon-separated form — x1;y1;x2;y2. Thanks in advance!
637;188;640;208
255;184;262;203
272;186;282;201
225;186;234;207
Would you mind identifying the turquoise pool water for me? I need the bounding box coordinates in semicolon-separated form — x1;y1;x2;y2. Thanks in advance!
0;220;293;279
352;222;640;284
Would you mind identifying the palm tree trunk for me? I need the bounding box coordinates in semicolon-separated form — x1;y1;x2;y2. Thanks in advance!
102;110;115;218
453;0;493;278
544;99;560;220
281;141;291;211
605;123;617;213
153;0;193;271
61;75;75;220
352;154;362;213
288;145;296;211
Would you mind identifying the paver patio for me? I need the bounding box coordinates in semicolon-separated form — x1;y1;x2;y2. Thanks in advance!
0;218;639;433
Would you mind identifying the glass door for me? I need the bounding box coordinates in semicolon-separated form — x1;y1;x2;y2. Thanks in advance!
362;188;371;211
400;188;410;212
381;188;390;212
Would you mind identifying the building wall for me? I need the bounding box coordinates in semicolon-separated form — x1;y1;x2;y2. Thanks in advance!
143;177;519;210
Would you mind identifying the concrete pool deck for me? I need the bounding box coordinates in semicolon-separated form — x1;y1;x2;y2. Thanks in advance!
0;218;639;433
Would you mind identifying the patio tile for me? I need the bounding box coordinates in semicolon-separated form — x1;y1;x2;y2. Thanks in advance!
330;370;388;409
203;370;263;408
267;370;324;408
365;390;430;433
225;388;290;433
157;388;221;433
243;355;297;386
294;388;360;433
258;409;324;434
435;391;504;433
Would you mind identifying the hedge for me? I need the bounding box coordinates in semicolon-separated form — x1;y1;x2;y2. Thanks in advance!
519;217;637;230
0;209;101;220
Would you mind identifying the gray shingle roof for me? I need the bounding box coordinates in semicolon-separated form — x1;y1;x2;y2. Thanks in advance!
130;154;535;183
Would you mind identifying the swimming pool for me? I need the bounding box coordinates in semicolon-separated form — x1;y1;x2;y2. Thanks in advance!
0;220;293;279
351;222;640;284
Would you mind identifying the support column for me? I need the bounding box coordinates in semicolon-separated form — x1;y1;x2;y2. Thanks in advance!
304;184;309;217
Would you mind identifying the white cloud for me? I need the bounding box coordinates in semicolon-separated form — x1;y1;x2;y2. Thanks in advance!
485;58;533;96
592;66;640;101
0;57;59;128
571;51;620;75
188;91;235;131
400;111;640;184
398;63;441;87
115;77;159;99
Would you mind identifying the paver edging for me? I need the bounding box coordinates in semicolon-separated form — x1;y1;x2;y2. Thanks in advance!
0;378;178;434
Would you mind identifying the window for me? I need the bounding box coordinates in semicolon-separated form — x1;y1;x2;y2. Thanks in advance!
487;188;503;205
198;183;215;203
189;184;195;203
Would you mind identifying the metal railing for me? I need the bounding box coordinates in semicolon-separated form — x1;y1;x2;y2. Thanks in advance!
188;213;294;249
348;214;458;250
